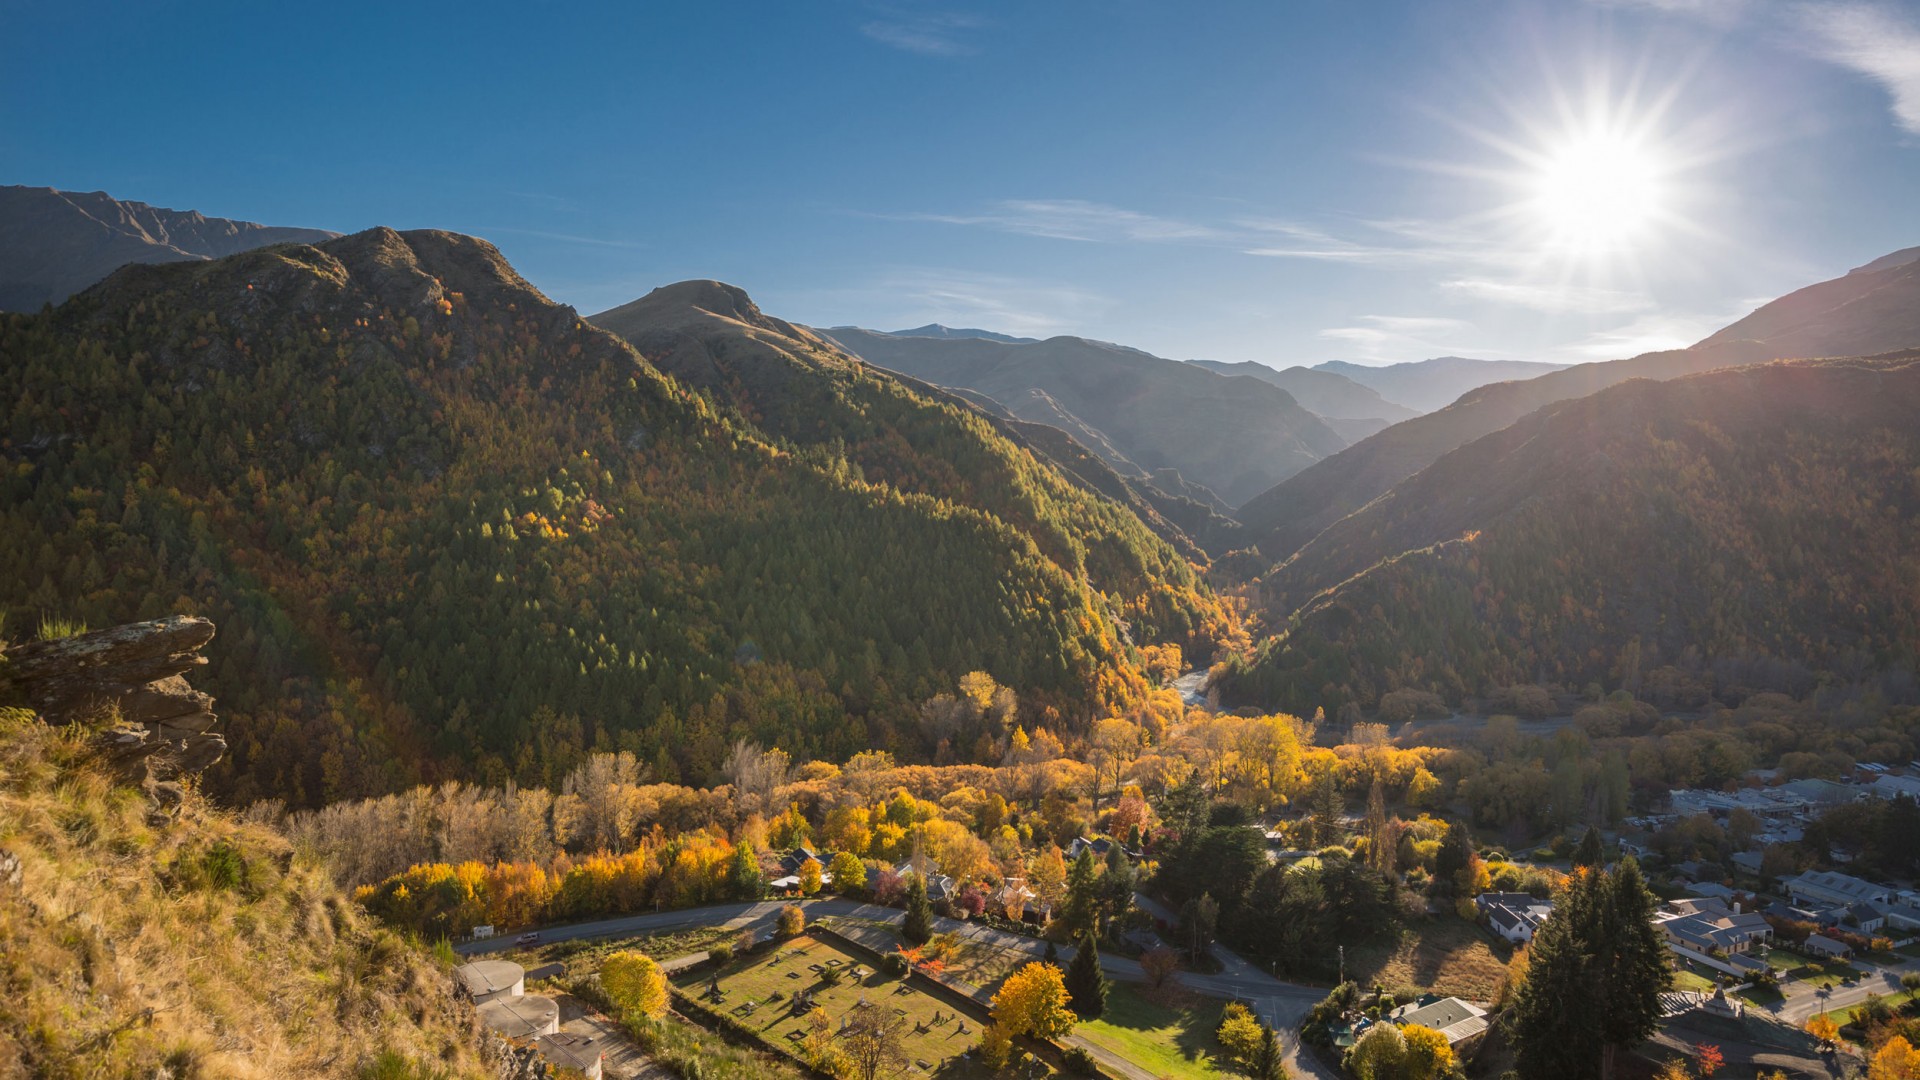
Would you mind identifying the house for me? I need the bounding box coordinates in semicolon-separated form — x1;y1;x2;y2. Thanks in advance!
537;1033;604;1080
992;878;1036;918
1066;836;1141;862
1655;898;1773;956
1475;892;1554;944
1803;934;1852;959
1389;996;1489;1046
770;847;830;890
1875;902;1920;931
1843;902;1886;933
1729;851;1765;877
1785;870;1890;907
890;854;956;902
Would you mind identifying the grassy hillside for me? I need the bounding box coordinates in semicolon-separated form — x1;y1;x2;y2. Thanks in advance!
1221;354;1920;715
0;230;1229;806
0;694;489;1077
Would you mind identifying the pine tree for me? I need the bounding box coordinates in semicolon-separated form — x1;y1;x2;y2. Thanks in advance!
1596;860;1669;1077
1065;932;1108;1019
1573;826;1605;869
1509;869;1603;1080
1363;777;1394;875
903;872;934;946
1250;1023;1289;1080
1062;848;1101;938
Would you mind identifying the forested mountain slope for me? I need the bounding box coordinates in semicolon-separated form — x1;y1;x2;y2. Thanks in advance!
1220;354;1920;716
814;326;1350;507
1237;249;1920;563
0;184;338;311
0;230;1228;807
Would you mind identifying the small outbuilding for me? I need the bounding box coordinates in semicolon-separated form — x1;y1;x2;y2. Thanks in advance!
455;959;525;1004
477;994;560;1039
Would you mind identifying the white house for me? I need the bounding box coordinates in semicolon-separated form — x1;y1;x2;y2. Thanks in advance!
1475;892;1554;944
1389;996;1489;1046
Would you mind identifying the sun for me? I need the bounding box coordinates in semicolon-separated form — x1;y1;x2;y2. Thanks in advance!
1528;130;1667;255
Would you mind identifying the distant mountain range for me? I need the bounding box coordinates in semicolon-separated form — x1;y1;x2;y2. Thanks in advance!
863;323;1040;344
0;184;337;311
1312;356;1570;413
1234;251;1920;565
815;327;1353;508
1184;359;1418;437
1221;351;1920;716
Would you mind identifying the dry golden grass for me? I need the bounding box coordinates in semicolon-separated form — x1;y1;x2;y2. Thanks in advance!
0;708;493;1078
1342;915;1514;1002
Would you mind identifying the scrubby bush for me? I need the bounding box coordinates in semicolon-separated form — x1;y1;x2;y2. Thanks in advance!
1062;1047;1100;1076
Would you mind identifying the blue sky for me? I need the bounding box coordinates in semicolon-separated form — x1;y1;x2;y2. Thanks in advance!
5;0;1918;366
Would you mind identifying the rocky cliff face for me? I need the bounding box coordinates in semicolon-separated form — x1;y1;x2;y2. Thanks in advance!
2;616;223;811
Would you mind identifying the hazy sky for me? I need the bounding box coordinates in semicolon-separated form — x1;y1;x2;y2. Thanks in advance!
6;0;1918;366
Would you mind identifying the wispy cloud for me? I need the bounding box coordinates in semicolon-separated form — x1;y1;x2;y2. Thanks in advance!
898;199;1222;242
858;8;983;55
1441;278;1655;314
1798;3;1920;135
1604;0;1920;135
1320;315;1486;361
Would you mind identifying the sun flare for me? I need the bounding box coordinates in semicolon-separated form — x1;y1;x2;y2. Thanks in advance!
1528;131;1667;255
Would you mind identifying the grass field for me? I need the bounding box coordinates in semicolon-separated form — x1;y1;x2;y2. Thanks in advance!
1344;916;1514;1001
673;933;1005;1079
1074;983;1230;1080
1671;967;1718;993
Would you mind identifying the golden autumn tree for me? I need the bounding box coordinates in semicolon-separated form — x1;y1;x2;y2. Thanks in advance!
990;961;1075;1040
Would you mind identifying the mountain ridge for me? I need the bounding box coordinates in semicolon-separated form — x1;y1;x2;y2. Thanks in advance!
0;184;339;311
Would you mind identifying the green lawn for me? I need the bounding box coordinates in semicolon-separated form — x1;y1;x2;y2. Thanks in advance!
1735;984;1785;1007
1074;982;1231;1080
672;933;1008;1080
1671;968;1718;993
1784;956;1866;989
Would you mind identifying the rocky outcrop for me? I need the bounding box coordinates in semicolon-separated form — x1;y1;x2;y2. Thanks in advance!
2;616;225;797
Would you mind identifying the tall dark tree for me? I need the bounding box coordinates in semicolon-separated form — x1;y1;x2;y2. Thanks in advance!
1594;860;1669;1077
903;872;933;946
1509;869;1602;1079
1062;848;1101;938
1431;822;1472;897
1363;777;1395;876
1310;772;1344;848
1573;825;1605;870
1065;932;1109;1019
1509;861;1671;1080
1095;844;1136;937
1179;892;1219;962
1250;1023;1289;1080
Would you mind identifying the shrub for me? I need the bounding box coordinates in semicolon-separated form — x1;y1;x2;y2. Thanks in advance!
777;903;805;938
1062;1047;1100;1076
709;943;734;966
882;952;911;977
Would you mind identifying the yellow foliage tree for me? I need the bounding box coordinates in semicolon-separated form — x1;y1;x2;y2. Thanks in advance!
799;858;823;896
601;950;667;1020
1400;1024;1456;1080
1806;1013;1839;1046
991;962;1076;1040
1873;1036;1920;1080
